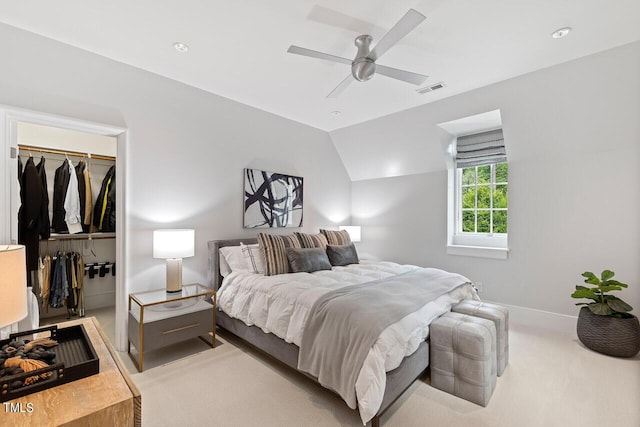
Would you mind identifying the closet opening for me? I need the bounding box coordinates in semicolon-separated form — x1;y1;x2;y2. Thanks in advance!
1;107;128;351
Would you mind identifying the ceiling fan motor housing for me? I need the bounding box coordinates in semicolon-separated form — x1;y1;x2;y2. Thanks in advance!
352;35;376;81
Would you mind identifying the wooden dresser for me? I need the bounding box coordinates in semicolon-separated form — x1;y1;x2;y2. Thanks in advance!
0;317;141;427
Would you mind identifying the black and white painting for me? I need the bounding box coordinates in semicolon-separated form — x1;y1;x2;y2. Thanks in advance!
244;168;303;228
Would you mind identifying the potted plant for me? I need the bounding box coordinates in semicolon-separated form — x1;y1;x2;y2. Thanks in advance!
571;270;640;357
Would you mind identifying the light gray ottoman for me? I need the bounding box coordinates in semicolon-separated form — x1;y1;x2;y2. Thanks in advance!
453;300;509;376
430;312;497;407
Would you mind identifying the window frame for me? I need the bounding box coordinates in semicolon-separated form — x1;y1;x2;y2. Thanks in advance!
457;163;508;235
447;162;509;259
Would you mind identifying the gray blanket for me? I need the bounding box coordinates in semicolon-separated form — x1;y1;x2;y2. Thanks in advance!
297;268;470;409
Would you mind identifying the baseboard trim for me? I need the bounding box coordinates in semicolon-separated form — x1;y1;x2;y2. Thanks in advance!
486;301;578;337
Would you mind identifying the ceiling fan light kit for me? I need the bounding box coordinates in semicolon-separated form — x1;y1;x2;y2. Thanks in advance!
288;9;429;97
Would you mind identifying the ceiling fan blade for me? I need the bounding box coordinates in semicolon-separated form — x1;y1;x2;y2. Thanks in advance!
368;9;426;61
375;64;428;85
287;45;352;66
327;75;353;98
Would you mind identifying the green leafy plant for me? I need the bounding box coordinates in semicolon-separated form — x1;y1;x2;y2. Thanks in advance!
571;270;634;318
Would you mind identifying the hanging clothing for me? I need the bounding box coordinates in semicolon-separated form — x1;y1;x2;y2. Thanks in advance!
64;159;83;234
36;156;51;239
40;255;52;311
75;161;87;231
18;156;23;181
66;254;77;309
75;254;85;316
49;253;69;308
93;165;116;232
83;165;93;230
18;156;44;275
52;160;71;233
36;257;45;296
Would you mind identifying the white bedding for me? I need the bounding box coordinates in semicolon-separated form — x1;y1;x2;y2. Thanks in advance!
217;260;479;424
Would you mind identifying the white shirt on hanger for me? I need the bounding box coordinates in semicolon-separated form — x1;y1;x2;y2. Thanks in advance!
64;159;83;234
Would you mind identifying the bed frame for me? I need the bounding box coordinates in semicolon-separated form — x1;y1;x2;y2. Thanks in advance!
207;238;430;427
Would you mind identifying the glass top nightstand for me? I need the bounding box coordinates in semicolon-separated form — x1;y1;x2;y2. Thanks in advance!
127;283;216;371
129;283;213;307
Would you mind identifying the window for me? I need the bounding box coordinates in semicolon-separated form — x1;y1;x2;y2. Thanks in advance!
459;163;508;234
446;127;509;259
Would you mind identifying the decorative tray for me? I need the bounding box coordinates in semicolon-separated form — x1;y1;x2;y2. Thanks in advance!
0;324;99;402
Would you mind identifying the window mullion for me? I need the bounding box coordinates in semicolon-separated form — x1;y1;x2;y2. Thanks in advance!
474;166;478;233
490;164;494;234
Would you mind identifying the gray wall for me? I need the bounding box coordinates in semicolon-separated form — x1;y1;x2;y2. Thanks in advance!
337;42;640;316
0;23;352;293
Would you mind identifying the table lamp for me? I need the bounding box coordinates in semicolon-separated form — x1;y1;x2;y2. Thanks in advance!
339;226;361;243
0;245;28;328
153;229;195;293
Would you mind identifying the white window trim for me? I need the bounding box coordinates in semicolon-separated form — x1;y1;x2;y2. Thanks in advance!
447;162;509;259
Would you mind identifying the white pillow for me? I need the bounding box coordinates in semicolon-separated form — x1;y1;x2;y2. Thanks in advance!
219;246;249;276
241;242;265;274
219;253;232;277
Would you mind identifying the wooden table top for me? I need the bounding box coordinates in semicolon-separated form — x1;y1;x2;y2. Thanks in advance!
0;317;140;427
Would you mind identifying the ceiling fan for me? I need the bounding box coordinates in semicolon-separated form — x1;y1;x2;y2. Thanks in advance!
287;9;428;98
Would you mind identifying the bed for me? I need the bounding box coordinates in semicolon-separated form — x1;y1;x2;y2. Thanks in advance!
207;237;478;426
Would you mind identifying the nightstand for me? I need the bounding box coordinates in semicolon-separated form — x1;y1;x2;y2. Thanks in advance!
127;283;216;372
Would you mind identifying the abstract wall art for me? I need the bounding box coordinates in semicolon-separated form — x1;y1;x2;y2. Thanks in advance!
244;168;303;228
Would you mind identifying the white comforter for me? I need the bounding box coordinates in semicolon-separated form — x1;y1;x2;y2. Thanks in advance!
217;260;479;424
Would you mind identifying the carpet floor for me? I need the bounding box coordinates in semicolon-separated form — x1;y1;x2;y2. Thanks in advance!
83;307;640;427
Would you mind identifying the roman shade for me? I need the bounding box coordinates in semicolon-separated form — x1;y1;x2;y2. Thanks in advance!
455;129;506;168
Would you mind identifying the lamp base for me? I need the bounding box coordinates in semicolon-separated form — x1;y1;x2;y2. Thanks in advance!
165;258;183;293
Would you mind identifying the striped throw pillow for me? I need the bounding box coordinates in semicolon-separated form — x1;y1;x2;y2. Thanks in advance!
257;233;302;276
319;229;351;246
295;232;328;249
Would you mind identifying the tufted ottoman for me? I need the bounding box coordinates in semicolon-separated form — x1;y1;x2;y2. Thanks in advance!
430;312;497;406
452;300;509;376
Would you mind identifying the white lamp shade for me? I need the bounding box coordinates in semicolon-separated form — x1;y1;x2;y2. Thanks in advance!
0;245;28;328
339;226;361;242
153;229;195;259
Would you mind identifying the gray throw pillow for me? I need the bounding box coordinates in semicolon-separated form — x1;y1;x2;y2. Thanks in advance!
326;243;359;266
286;247;332;273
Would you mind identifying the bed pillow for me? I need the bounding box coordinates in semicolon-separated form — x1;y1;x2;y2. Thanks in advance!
241;242;265;275
257;233;302;276
295;232;328;249
286;247;332;273
219;246;250;276
326;242;360;267
319;229;351;246
219;253;232;277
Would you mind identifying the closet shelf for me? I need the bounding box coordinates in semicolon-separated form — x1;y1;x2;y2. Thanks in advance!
43;232;116;241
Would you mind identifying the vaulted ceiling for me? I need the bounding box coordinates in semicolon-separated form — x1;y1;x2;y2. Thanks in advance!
0;1;638;131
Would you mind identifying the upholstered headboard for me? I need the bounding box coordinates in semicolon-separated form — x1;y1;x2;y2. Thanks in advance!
207;238;258;291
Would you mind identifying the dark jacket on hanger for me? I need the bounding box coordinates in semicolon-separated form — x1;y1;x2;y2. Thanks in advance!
75;161;89;233
18;157;43;274
36;156;51;239
93;165;116;232
18;156;23;181
52;160;71;233
103;170;116;232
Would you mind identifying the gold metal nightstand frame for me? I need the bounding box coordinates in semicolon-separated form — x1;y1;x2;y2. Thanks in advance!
127;284;216;371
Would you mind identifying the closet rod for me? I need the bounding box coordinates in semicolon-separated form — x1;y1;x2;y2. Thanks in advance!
18;144;116;162
42;232;116;241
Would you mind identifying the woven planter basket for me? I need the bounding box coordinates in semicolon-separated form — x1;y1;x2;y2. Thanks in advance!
577;307;640;358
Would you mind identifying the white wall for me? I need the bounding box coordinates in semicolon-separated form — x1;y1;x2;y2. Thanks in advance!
338;42;640;316
0;23;352;295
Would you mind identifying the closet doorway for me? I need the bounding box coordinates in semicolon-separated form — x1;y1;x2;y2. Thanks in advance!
0;107;128;351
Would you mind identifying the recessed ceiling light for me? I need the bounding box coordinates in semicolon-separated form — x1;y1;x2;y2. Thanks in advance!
331;111;341;116
174;42;189;52
551;27;572;39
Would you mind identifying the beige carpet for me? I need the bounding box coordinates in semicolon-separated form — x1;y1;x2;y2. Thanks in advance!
100;317;639;427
